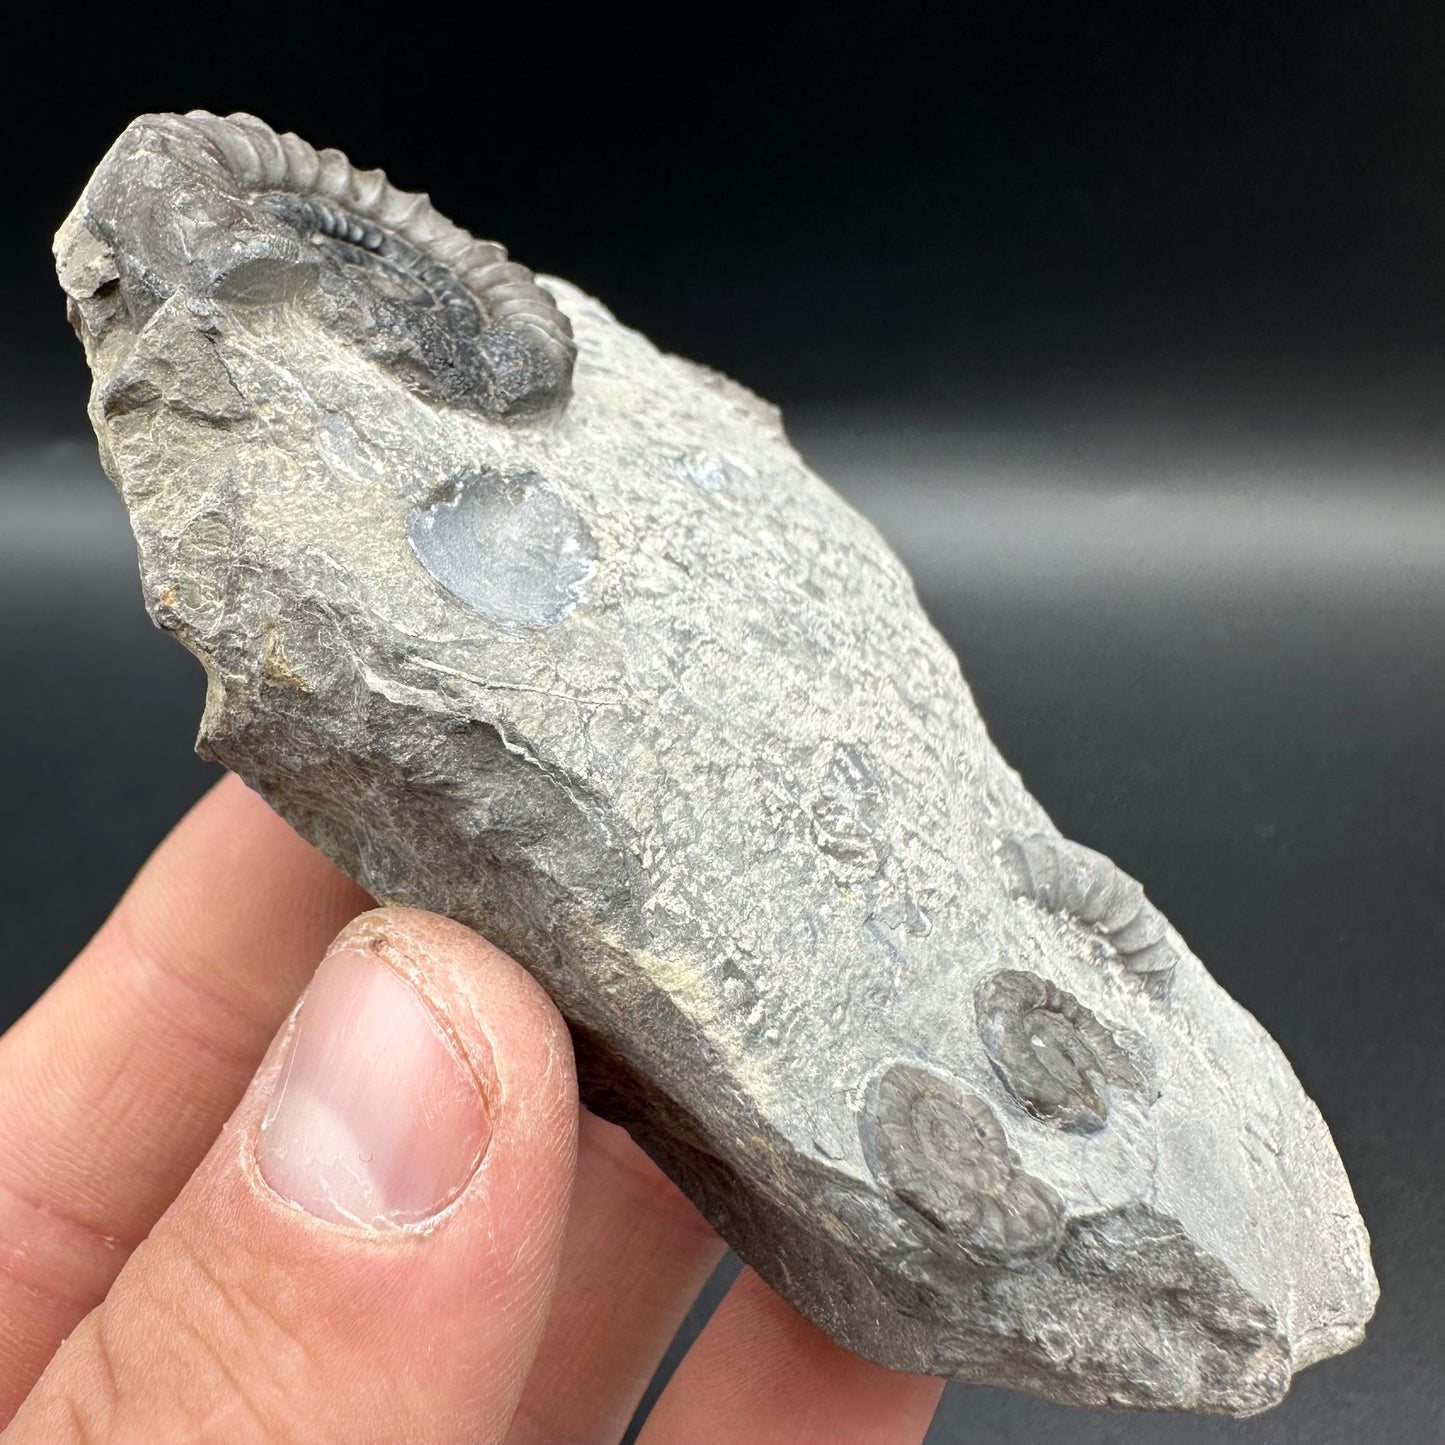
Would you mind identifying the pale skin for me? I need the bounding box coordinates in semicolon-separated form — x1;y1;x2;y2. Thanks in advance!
0;775;945;1442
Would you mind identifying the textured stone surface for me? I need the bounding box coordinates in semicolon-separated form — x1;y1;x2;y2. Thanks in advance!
55;112;1377;1416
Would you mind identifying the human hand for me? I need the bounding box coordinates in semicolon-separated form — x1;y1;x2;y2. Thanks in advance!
0;776;944;1442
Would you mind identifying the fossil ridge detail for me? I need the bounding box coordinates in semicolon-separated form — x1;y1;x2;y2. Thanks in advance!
55;112;1377;1417
975;968;1150;1134
68;110;573;418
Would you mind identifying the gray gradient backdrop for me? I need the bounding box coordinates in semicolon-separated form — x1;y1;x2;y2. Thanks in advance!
3;2;1444;1438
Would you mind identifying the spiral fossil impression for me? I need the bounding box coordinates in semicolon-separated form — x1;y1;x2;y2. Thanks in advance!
859;1062;1064;1267
999;835;1179;996
84;111;574;417
976;969;1149;1134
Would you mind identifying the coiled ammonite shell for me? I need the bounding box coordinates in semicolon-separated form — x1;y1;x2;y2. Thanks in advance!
76;111;573;417
859;1062;1064;1267
999;834;1179;996
976;968;1150;1133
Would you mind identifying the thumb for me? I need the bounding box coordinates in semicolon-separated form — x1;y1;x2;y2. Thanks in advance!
7;909;579;1445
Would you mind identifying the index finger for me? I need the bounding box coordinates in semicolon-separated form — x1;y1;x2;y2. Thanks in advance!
637;1268;944;1445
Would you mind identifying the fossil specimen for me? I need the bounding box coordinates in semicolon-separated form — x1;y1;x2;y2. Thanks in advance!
859;1064;1066;1268
64;109;572;418
974;968;1150;1135
1000;834;1180;995
56;111;1377;1416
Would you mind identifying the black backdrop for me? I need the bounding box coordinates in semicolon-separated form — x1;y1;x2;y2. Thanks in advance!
1;5;1442;1441
7;2;1445;443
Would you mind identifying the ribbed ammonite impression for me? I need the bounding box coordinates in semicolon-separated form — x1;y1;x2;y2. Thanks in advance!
976;968;1150;1134
859;1062;1064;1267
999;834;1179;997
80;111;574;418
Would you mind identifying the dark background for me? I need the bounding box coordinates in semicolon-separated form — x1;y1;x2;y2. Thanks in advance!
1;4;1441;1441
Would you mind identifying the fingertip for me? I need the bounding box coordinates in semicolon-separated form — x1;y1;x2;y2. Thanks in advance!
326;907;578;1118
253;946;495;1229
6;909;581;1443
241;906;580;1237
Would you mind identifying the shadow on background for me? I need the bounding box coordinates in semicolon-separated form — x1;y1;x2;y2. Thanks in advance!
2;422;1440;1443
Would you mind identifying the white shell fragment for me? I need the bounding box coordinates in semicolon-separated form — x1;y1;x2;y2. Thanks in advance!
55;113;1377;1417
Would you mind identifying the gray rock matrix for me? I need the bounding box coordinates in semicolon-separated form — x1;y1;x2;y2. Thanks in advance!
55;112;1377;1416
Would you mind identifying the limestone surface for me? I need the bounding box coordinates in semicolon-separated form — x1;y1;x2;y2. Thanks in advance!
55;112;1378;1415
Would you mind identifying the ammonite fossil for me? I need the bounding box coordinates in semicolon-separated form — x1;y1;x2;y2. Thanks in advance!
998;834;1180;996
859;1062;1065;1267
975;968;1150;1134
55;111;1377;1417
74;110;573;417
